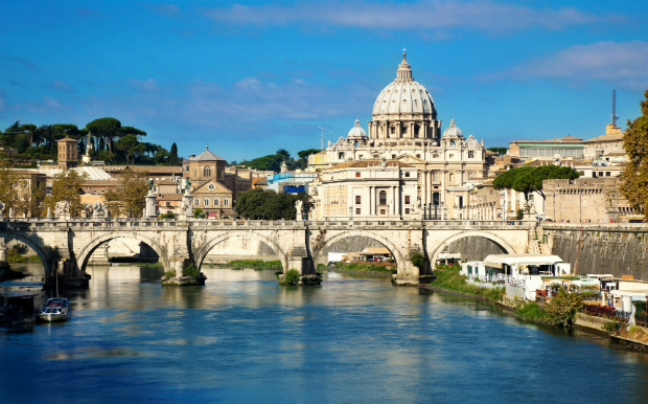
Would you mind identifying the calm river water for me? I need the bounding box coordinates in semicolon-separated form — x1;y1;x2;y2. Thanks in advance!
1;266;648;404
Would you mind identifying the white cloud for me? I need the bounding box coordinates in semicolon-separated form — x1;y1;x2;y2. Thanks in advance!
51;79;74;92
481;41;648;91
202;0;605;34
128;78;159;92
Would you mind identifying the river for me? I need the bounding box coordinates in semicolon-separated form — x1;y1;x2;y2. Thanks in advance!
1;265;647;404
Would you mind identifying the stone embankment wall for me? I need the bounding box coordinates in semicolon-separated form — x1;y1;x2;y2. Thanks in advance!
442;237;507;262
545;225;648;280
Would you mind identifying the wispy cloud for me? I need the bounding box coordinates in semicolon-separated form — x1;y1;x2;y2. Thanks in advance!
51;79;75;92
202;0;607;34
128;78;159;92
143;3;181;17
480;41;648;91
5;57;41;72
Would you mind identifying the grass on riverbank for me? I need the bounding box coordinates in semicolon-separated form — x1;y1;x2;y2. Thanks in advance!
334;261;397;274
6;249;41;263
517;302;547;321
431;266;504;301
208;260;282;270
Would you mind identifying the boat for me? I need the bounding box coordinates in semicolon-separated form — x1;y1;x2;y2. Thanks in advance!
38;297;72;322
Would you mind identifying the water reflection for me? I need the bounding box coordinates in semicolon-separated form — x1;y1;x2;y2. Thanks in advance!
1;265;648;404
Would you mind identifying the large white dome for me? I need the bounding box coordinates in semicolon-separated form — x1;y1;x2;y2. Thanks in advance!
372;52;437;117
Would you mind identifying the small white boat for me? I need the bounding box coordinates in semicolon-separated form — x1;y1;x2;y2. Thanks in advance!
38;297;72;322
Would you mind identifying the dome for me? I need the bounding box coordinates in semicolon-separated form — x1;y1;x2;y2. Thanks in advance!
443;118;463;138
372;52;437;117
347;119;367;140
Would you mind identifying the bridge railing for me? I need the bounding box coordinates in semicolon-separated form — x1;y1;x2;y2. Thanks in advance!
1;217;535;230
541;223;648;231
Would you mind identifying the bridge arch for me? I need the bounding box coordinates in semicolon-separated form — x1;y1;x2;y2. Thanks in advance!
76;233;167;272
194;232;287;271
0;231;52;276
313;230;406;274
429;230;517;269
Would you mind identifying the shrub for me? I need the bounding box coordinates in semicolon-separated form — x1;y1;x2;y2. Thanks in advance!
280;269;301;285
431;266;504;301
602;320;617;334
410;252;425;268
317;263;327;270
517;303;547;321
183;262;200;278
544;289;582;328
160;212;175;219
164;270;176;278
227;259;282;269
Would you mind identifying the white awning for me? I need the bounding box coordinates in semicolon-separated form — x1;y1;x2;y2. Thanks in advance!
483;254;563;269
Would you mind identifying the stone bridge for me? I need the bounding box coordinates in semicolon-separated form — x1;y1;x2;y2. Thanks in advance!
0;218;536;286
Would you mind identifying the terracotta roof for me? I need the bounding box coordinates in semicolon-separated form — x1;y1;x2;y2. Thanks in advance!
190;147;225;161
584;133;624;143
326;159;414;170
157;194;183;201
253;178;267;185
81;180;120;186
104;165;183;174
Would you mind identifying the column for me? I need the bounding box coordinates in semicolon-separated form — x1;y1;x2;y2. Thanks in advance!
422;170;428;206
367;186;372;216
392;186;396;216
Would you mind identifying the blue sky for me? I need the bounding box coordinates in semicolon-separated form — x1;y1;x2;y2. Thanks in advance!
1;0;647;162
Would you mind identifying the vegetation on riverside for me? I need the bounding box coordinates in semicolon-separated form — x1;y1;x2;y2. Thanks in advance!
5;248;41;263
410;252;425;269
620;90;648;220
229;260;282;269
544;289;582;328
235;188;312;220
431;265;505;301
164;270;176;278
517;302;547;321
117;262;163;267
183;262;200;278
279;269;301;286
334;261;397;274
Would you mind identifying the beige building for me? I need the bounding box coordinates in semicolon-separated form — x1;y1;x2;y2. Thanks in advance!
583;123;625;159
543;177;643;223
57;136;79;169
311;159;418;220
508;136;584;159
314;52;488;216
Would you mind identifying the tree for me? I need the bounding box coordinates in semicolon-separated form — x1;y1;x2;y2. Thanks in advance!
0;160;18;213
493;165;580;211
14;135;30;153
43;170;87;217
85;118;122;160
104;169;149;218
115;134;140;165
297;148;320;160
487;147;507;156
169;142;179;166
20;124;37;146
620;90;648;220
235;188;311;220
276;149;291;159
118;125;147;141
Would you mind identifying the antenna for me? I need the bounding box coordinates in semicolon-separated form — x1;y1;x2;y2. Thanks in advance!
317;126;332;151
612;89;618;127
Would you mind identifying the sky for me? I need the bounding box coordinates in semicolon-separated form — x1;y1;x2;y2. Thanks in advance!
1;0;647;162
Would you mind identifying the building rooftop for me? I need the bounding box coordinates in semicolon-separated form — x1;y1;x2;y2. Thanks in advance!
326;159;414;170
584;133;624;143
190;145;225;161
511;136;583;144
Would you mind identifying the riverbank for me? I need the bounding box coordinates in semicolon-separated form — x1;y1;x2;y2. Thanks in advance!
422;266;648;353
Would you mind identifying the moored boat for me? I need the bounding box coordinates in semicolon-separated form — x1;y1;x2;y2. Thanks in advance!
38;297;72;322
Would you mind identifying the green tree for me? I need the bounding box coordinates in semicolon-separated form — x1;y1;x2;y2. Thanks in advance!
20;124;37;146
14;135;30;153
118;125;147;140
276;149;291;159
235;188;311;220
493;165;580;211
115;134;142;165
169;142;179;165
0;161;18;213
487;147;508;156
85;117;121;160
620;90;648;220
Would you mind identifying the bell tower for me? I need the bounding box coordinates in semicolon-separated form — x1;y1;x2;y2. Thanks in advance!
57;136;78;170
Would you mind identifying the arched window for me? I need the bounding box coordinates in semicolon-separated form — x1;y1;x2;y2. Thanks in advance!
379;191;387;205
204;166;211;177
391;126;395;135
451;141;455;146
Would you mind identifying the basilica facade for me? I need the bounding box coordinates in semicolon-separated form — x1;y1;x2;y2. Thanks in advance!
313;52;488;219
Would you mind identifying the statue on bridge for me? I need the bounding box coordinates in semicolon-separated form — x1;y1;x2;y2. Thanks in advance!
55;201;71;219
92;201;108;219
295;200;303;221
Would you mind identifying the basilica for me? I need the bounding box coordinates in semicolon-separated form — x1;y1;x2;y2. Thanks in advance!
309;52;491;220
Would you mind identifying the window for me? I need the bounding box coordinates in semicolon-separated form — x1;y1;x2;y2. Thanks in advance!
358;155;363;159
450;141;455;146
224;198;229;206
391;154;396;159
379;191;387;205
380;209;386;215
355;208;361;214
204;198;209;206
208;184;215;190
449;154;454;158
338;152;344;159
606;172;611;177
214;198;219;206
356;195;361;204
405;208;410;214
468;151;474;158
204;166;211;177
416;154;421;158
433;172;439;182
194;199;199;206
355;172;361;178
405;196;411;205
